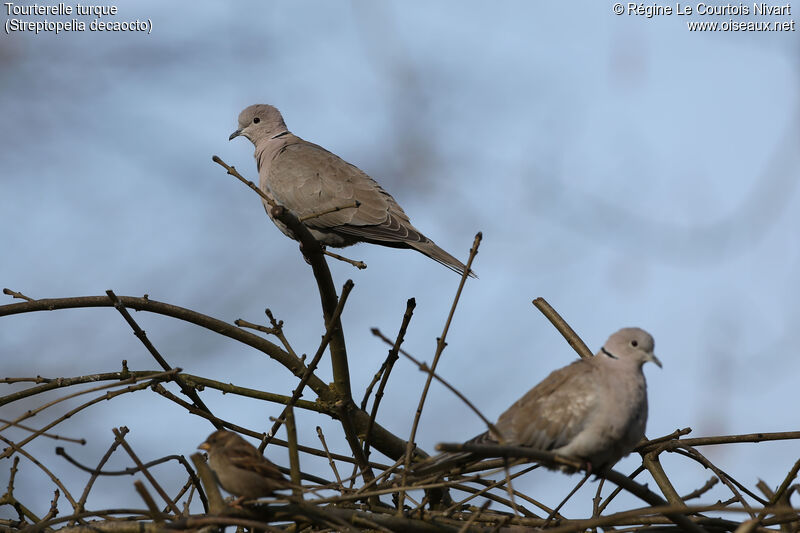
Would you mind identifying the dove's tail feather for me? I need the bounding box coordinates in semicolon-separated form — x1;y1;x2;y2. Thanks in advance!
411;451;475;477
410;431;492;477
333;221;477;277
408;240;477;278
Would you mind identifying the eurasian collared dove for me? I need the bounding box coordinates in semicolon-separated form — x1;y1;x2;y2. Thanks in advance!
415;327;661;475
229;104;474;277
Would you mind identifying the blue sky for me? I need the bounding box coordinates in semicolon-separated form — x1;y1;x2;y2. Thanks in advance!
2;0;798;519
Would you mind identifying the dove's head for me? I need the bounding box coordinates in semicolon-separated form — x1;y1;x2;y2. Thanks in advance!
600;327;661;368
230;104;288;144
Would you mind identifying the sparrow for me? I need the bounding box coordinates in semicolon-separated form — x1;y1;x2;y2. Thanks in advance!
198;429;293;500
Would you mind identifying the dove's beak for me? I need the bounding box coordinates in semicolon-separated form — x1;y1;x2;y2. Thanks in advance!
229;128;242;141
198;442;210;451
649;353;663;368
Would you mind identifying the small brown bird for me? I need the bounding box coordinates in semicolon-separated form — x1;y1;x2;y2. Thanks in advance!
415;328;662;475
198;430;293;499
229;104;474;277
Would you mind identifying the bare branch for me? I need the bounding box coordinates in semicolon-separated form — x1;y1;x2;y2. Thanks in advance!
112;428;182;516
398;233;481;508
532;297;592;359
105;290;218;427
262;279;355;447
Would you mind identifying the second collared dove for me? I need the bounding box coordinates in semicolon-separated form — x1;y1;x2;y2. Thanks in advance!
229;104;474;277
415;327;662;475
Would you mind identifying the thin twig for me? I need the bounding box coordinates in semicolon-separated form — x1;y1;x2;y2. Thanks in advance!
672;431;800;448
0;418;85;444
283;405;303;501
322;249;368;269
266;308;299;358
769;457;800;506
353;456;407;496
69;427;130;526
436;442;707;532
0;368;172;409
1;373;175;459
212;155;276;207
363;298;416;459
398;233;481;512
105;290;218;426
3;288;34;301
596;465;646;515
315;426;344;489
149;382;388;473
443;465;546;518
749;458;800;531
190;453;225;515
0;295;328;401
635;427;693;450
435;442;583;471
0;294;417;463
112;428;182;516
361;359;388;411
133;481;166;524
676;445;765;510
456;500;491;533
531;297;592;359
298;201;360;222
544;471;591;527
502;458;521;517
56;445;209;513
643;451;688;512
592;477;606;517
41;489;60;524
177;374;325;415
234;318;281;335
371;328;501;442
682;477;720;502
0;436;80;514
262;279;354;448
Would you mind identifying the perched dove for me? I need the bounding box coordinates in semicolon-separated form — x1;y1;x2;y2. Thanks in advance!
415;327;661;475
229;104;474;277
198;430;293;499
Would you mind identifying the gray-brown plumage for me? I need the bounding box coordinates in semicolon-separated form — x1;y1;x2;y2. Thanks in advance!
198;430;293;499
229;104;474;277
415;328;662;475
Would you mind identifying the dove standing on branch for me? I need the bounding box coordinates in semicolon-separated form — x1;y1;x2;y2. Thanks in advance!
229;104;474;277
415;327;662;475
198;430;293;499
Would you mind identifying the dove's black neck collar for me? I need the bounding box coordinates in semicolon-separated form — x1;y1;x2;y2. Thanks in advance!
271;131;290;140
601;347;619;360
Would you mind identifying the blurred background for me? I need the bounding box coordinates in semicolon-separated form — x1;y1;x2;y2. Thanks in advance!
1;0;798;520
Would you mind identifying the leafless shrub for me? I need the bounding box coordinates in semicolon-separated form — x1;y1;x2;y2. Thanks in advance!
2;158;798;533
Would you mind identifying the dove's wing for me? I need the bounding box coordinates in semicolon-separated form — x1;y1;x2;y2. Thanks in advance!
266;140;473;275
494;359;599;452
268;141;410;236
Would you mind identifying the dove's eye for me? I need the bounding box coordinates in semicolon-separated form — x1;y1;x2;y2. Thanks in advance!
253;117;261;124
630;340;638;347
